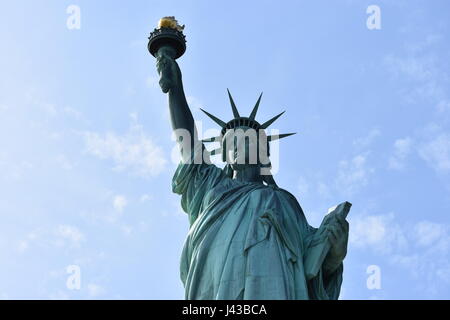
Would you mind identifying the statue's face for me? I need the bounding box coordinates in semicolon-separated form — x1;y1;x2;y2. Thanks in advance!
223;127;263;171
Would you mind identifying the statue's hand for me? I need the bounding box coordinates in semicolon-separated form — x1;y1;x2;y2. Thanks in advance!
322;214;349;274
156;47;182;93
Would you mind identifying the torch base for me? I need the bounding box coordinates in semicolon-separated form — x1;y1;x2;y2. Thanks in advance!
148;27;186;59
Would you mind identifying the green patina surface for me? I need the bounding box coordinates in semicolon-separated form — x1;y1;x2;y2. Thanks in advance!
148;22;350;300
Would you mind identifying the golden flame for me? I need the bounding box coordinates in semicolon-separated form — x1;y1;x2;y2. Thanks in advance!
157;16;184;31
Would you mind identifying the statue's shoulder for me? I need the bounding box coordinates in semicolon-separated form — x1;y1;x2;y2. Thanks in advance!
272;187;306;214
272;186;297;201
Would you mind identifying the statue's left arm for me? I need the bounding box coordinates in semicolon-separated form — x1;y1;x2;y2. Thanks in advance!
303;212;349;299
321;214;349;275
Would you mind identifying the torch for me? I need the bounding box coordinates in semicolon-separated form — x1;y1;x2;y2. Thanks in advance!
148;16;186;60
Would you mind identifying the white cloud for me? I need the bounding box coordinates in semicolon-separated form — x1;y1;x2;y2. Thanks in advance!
349;213;407;254
56;154;74;170
405;34;443;53
353;128;381;148
351;215;386;245
113;195;127;212
297;176;309;196
146;75;159;89
40;102;58;117
389;137;413;170
121;225;133;236
87;283;106;297
302;130;377;201
186;96;203;111
140;194;152;202
414;221;447;247
350;211;450;293
32;97;83;121
83;120;166;178
335;153;374;195
394;137;413;158
437;100;450;113
129;112;138;122
384;54;435;82
48;290;70;300
418;133;450;173
382;35;450;183
62;106;82;119
383;35;449;113
55;225;85;247
0;153;34;181
17;240;29;253
317;181;331;199
17;225;86;251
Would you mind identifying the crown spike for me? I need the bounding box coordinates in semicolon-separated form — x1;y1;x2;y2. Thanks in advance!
249;92;263;120
268;133;296;142
227;89;240;118
260;111;285;129
202;136;221;143
200;108;227;128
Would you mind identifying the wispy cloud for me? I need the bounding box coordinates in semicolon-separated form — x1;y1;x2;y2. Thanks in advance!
414;221;447;247
353;128;381;149
383;34;450;179
55;154;75;170
298;126;379;202
350;213;407;254
140;194;152;202
350;212;450;295
297;176;309;197
113;195;127;212
83;115;166;177
0;153;34;181
335;153;374;195
186;96;204;112
146;75;159;89
87;283;107;298
419;133;450;173
55;225;85;248
389;137;413;170
18;224;86;252
383;33;450;114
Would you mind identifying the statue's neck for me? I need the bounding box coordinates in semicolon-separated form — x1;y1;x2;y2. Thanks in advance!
233;166;264;184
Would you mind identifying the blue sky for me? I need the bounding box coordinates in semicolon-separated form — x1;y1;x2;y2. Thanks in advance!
0;0;449;299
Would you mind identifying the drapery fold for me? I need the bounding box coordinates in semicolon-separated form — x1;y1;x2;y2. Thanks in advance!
173;161;342;300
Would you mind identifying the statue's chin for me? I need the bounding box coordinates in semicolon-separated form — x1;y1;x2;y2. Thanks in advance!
230;163;258;171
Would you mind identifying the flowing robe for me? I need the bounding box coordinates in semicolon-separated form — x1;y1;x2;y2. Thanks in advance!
173;159;343;300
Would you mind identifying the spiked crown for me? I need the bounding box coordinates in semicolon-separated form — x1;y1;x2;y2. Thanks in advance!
201;89;296;162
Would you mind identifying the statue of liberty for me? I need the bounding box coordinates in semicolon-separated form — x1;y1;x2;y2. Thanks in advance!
148;17;350;300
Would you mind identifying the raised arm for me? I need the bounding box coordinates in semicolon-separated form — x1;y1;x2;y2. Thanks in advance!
156;46;198;149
